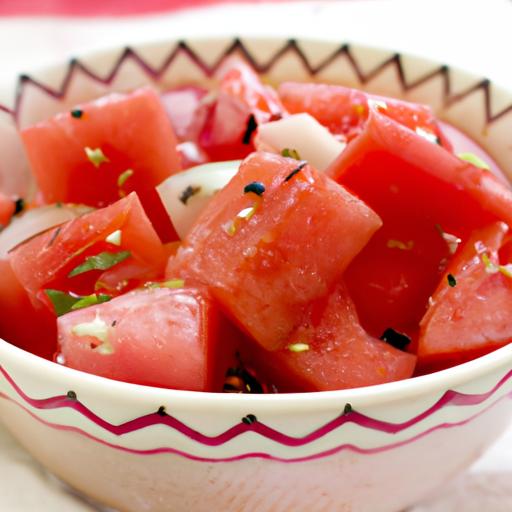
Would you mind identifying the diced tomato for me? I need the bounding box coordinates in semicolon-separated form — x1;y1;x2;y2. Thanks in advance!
160;86;209;142
0;258;57;359
167;151;382;351
278;82;451;148
199;57;286;162
244;283;416;391
418;222;512;370
20;87;181;242
0;192;14;228
327;108;512;339
57;287;233;391
10;193;167;311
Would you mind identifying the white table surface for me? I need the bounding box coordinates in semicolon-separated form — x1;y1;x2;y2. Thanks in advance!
0;0;511;510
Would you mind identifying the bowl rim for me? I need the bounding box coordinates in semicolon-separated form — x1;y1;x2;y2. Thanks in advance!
2;35;512;414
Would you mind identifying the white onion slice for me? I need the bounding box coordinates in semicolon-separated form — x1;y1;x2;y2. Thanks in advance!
157;161;241;240
0;204;92;259
255;113;346;171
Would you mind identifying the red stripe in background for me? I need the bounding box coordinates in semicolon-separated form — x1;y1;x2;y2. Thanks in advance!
0;0;277;17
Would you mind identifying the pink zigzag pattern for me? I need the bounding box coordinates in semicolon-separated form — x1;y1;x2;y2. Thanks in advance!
1;365;511;448
1;388;511;463
0;38;510;123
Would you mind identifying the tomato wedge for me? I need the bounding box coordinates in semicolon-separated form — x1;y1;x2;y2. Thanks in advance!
167;151;382;350
58;287;233;391
278;82;451;147
20;87;181;241
10;193;167;312
245;283;416;391
418;222;512;369
327;108;512;339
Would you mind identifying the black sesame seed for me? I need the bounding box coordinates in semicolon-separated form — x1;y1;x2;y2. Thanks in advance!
242;414;257;425
242;114;258;145
14;198;24;215
243;181;265;196
380;328;411;351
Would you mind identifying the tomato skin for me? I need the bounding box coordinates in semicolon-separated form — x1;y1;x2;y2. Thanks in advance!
10;193;167;309
199;57;286;162
278;82;451;147
58;287;233;391
418;222;512;369
20;87;181;242
0;258;56;359
167;151;382;351
242;283;416;391
327;109;512;338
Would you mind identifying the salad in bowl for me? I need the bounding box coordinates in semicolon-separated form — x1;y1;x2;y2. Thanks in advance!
0;37;511;512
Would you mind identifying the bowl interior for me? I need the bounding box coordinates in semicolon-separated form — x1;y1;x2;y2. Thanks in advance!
1;36;512;411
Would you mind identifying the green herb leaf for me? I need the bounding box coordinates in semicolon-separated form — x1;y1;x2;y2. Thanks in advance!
281;148;301;160
458;152;490;170
45;289;112;316
85;147;109;168
45;289;81;316
71;109;83;119
447;274;457;287
68;250;131;278
71;293;111;311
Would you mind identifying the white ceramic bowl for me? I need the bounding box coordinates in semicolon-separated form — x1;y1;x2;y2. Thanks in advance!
1;37;512;512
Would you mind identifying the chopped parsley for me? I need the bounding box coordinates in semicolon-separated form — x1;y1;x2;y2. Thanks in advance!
458;152;490;170
244;181;266;196
288;342;310;353
447;274;457;287
179;185;201;205
85;147;109;168
68;250;131;278
343;403;353;415
162;279;185;289
379;328;411;351
242;114;257;145
284;161;307;182
70;109;83;119
387;239;414;251
117;169;134;188
66;390;77;400
281;148;301;160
